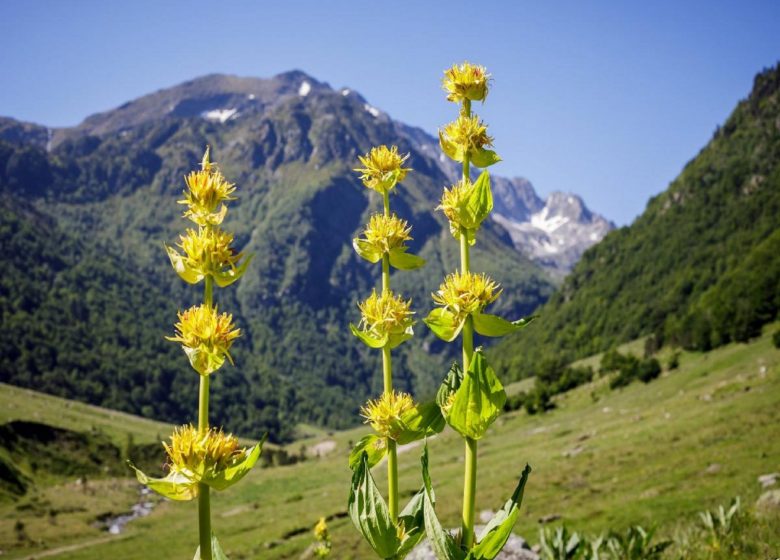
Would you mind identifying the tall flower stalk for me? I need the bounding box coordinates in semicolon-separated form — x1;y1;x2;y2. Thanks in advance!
420;62;533;559
347;146;443;559
130;148;262;560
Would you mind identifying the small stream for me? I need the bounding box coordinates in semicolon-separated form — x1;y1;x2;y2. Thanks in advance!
96;486;156;534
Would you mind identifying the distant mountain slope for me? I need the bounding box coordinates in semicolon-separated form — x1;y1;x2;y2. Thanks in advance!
1;70;582;439
493;63;780;378
492;176;614;277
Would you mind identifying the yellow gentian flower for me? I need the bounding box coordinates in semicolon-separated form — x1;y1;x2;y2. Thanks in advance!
167;304;240;375
179;147;236;226
361;391;415;441
442;62;491;104
354;145;411;194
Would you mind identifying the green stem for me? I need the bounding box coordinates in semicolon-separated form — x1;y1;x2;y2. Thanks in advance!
381;189;399;523
382;191;390;216
459;98;477;549
198;275;214;560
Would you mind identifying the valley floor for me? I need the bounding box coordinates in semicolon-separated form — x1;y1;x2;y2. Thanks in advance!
0;327;778;558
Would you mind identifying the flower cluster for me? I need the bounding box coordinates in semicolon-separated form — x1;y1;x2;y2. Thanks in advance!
313;517;332;558
179;147;236;226
439;114;494;162
354;145;411;194
432;271;501;323
359;213;413;254
167;304;240;376
442;62;491;104
360;390;415;440
164;424;242;476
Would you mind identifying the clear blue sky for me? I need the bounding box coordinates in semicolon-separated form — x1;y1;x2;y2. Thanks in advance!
2;1;778;224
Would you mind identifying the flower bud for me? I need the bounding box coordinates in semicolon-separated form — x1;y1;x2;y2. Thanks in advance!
442;62;491;104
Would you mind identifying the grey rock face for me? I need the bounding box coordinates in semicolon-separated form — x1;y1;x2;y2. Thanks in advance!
492;179;614;278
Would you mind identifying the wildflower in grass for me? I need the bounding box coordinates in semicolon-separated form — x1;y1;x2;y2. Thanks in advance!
354;145;411;195
132;146;257;559
443;61;491;104
420;62;533;555
179;147;236;226
166;227;250;287
351;289;415;349
313;517;332;558
361;390;416;441
167;304;240;375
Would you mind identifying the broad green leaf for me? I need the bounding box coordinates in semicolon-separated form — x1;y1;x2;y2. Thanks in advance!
213;254;254;288
353;238;383;264
470;464;532;560
388;247;426;270
204;435;266;491
472;314;536;337
439;131;464;162
165;245;204;285
397;401;446;445
396;488;427;557
350;323;387;349
470;149;501;168
447;350;506;440
436;362;464;411
465;171;493;228
129;462;197;501
349;434;387;470
421;445;466;560
424;308;464;342
193;533;229;560
348;453;400;558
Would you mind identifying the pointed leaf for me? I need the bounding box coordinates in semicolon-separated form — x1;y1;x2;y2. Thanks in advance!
396;401;446;445
349;434;387;470
353;238;383;264
424;308;464;342
421;445;466;560
465;171;493;228
472;314;535;337
470;149;501;168
213;254;254;288
348;453;400;558
436;362;464;410
439;130;463;162
447;350;506;440
471;464;531;560
166;245;204;285
129;462;198;501
396;488;427;557
204;435;266;491
350;323;387;349
389;247;426;270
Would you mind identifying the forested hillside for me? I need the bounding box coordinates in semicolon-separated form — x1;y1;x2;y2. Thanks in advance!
0;72;555;440
494;64;780;378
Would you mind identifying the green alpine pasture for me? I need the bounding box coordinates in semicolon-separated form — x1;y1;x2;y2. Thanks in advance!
1;326;777;558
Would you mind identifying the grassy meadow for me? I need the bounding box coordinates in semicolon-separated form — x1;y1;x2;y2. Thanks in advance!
1;325;778;559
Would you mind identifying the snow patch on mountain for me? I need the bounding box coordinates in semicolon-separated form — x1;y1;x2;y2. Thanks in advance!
491;177;614;278
201;108;238;123
298;81;311;97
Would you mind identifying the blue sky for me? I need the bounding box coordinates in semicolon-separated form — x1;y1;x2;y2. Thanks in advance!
2;1;778;224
